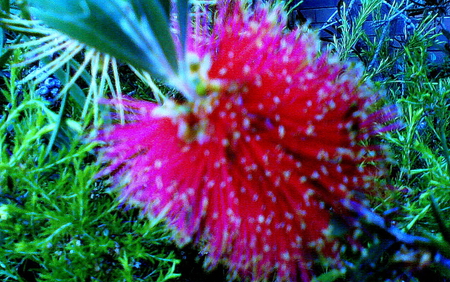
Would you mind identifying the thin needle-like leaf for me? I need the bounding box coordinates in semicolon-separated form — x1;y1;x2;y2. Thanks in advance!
430;196;450;244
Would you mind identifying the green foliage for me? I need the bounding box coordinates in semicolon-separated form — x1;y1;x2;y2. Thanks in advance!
329;1;450;231
27;0;187;83
0;50;180;281
321;0;450;280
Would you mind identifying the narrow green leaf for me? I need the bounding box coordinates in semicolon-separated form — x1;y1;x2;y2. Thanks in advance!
313;269;345;282
0;26;4;57
176;0;189;60
430;196;450;244
44;82;68;159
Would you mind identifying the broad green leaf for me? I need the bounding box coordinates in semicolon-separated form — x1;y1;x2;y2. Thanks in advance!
28;0;179;83
129;0;179;73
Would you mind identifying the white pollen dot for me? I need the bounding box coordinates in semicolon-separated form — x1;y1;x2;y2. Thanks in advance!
155;176;163;190
154;159;162;169
219;67;227;75
285;212;294;220
273;96;281;104
311;171;319;179
274;177;281;187
264;245;271;252
282;252;290;260
222;139;229;146
300;176;307;183
329;100;336;109
306;100;312;107
258;215;264;223
278;125;285;138
315;114;324;120
305;72;315;79
255;75;262;87
243;64;251;74
228;51;234;58
286;75;293;84
243;118;250;128
320;165;328;175
204;150;210;156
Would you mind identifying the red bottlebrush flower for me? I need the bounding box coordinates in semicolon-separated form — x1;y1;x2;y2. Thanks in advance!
97;2;398;281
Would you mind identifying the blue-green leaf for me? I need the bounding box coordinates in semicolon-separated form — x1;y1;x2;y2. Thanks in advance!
128;0;179;73
28;0;179;83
